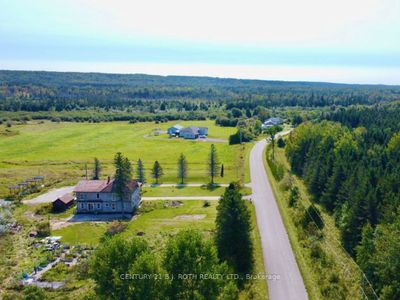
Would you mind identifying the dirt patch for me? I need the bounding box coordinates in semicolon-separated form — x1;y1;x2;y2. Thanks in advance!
173;214;206;220
165;200;183;208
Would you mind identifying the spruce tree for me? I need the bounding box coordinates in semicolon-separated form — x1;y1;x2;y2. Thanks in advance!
215;183;253;279
177;154;188;184
136;158;146;184
208;144;219;184
152;161;164;184
93;157;101;180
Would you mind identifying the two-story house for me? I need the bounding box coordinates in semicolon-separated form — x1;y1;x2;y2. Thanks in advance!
74;177;141;214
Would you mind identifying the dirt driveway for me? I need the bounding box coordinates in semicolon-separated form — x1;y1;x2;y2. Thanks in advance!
23;186;75;206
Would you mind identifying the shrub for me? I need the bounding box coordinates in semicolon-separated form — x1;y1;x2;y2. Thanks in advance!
280;173;293;191
277;138;286;148
288;186;300;207
36;220;51;237
302;205;324;229
266;148;284;181
34;203;52;215
203;200;211;207
105;220;127;236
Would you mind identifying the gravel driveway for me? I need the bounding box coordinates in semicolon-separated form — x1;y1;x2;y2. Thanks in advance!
23;186;75;205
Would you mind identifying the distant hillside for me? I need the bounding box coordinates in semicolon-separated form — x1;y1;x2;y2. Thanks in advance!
1;70;400;112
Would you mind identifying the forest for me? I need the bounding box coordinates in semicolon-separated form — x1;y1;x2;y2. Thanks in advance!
285;102;400;299
1;70;400;113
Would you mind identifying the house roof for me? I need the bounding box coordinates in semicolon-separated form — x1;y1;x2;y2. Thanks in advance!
170;124;184;130
199;127;208;131
181;126;199;134
74;179;139;193
264;117;283;125
54;193;75;204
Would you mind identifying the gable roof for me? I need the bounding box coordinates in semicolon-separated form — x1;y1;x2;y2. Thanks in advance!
180;126;199;134
74;179;139;193
54;193;75;204
264;117;283;125
170;124;184;130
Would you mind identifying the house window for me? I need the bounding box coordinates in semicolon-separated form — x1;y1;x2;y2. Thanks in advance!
105;203;109;207
112;203;116;210
80;203;85;209
96;193;99;199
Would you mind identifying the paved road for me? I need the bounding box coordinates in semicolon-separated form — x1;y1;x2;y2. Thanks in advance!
23;186;75;205
250;139;308;300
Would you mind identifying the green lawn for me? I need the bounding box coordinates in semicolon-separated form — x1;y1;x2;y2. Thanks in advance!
0;120;251;198
51;199;267;299
52;200;218;246
142;185;252;197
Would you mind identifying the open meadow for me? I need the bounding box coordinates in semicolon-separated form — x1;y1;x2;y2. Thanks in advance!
0;120;251;198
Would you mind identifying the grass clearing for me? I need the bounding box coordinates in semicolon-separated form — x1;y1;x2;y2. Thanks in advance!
0;120;250;198
142;185;252;197
263;144;362;299
50;199;267;299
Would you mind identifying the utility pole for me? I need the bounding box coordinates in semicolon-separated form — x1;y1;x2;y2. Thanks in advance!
85;163;88;180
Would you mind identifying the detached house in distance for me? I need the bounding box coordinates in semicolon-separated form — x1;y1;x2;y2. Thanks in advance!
74;177;141;214
262;117;283;129
167;124;184;136
168;124;209;139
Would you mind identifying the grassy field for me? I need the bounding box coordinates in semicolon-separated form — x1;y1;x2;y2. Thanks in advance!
263;144;362;299
51;199;268;299
142;185;252;197
0;120;252;198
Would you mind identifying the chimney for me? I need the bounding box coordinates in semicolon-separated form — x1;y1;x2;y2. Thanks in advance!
107;176;111;184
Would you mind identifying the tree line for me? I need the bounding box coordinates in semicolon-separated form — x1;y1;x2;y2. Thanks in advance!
285;102;400;299
2;70;400;113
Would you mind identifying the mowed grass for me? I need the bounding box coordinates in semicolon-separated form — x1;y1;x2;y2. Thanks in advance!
52;200;217;246
142;185;252;197
0;120;251;198
51;199;267;299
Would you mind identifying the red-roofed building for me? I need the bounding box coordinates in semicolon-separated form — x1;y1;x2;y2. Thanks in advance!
52;193;76;212
74;177;141;214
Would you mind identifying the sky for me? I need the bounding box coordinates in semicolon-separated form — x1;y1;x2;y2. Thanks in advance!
0;0;399;84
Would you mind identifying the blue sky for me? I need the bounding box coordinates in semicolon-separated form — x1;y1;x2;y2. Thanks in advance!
1;0;399;84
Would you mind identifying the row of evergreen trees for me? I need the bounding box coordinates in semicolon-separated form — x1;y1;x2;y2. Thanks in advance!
91;144;224;185
285;103;400;299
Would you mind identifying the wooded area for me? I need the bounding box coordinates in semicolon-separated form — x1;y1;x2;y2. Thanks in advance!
286;102;400;299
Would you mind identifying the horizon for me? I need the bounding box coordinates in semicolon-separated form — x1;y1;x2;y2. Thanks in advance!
1;0;400;85
2;67;400;87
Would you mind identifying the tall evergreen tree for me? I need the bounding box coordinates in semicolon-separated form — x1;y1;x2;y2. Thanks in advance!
177;154;188;184
92;157;101;180
215;183;253;279
208;144;219;184
152;161;164;184
114;153;132;216
265;126;279;160
136;158;146;184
